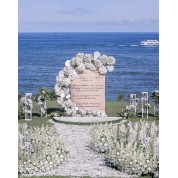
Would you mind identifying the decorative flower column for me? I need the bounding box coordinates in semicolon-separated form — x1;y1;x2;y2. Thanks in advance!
129;94;138;117
141;92;150;119
20;93;33;120
37;88;49;118
151;90;159;118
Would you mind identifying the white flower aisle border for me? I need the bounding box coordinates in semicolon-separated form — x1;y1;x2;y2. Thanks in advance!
55;51;116;117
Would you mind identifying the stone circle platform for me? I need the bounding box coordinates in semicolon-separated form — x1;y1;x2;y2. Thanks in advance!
53;116;123;125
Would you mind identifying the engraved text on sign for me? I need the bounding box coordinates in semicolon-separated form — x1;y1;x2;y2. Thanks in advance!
70;69;105;111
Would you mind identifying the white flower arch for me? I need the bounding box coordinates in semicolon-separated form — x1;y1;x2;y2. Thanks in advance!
55;51;116;117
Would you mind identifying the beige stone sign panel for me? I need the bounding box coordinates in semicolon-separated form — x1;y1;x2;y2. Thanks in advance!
70;69;105;111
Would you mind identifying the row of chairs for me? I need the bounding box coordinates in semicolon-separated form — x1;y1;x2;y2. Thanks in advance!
129;92;159;119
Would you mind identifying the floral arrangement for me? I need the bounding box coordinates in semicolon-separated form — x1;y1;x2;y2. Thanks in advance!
151;90;159;103
18;107;25;120
108;120;159;177
18;124;68;174
55;51;116;117
20;96;33;112
90;121;159;177
151;90;159;117
119;106;135;119
90;123;115;153
48;110;67;118
37;88;50;117
144;103;151;109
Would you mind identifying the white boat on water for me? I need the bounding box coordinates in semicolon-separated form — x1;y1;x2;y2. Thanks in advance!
140;40;159;46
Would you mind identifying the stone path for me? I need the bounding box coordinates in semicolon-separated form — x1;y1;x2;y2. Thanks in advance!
31;121;131;178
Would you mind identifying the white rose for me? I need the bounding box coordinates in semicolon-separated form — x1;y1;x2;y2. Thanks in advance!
76;52;85;58
99;66;107;75
95;60;103;68
94;51;101;60
107;56;116;65
75;63;85;74
66;94;71;99
107;65;114;72
70;57;76;66
63;66;73;75
89;63;97;71
75;56;83;66
100;55;108;64
61;93;65;98
84;62;92;69
65;60;71;67
84;54;92;62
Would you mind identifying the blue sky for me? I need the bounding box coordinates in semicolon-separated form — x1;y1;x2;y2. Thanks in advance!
18;0;159;32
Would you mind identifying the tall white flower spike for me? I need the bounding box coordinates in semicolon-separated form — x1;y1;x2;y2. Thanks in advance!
94;51;101;60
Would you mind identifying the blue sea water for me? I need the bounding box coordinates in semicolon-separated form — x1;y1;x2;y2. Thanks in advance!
18;32;159;100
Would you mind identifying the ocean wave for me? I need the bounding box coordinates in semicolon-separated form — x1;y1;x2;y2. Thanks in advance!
130;45;139;47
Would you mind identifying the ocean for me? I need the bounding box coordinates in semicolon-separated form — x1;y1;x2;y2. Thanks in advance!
18;32;159;100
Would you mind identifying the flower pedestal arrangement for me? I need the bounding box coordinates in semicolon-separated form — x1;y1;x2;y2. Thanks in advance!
37;88;50;118
20;93;33;120
151;90;159;118
141;92;151;119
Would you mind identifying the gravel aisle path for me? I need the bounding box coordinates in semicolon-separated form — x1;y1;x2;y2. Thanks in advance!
31;122;130;178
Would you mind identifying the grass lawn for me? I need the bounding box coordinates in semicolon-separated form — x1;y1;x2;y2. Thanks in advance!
19;99;159;127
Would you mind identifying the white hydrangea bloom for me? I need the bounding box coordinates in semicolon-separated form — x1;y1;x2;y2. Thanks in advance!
76;52;85;58
107;56;116;65
75;56;83;66
100;55;108;65
70;57;76;66
99;66;107;75
75;63;85;73
89;63;97;71
107;65;114;72
65;60;71;67
84;54;93;63
95;60;103;68
63;66;74;76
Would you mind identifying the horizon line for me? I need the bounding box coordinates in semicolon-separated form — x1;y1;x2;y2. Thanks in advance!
18;31;159;33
